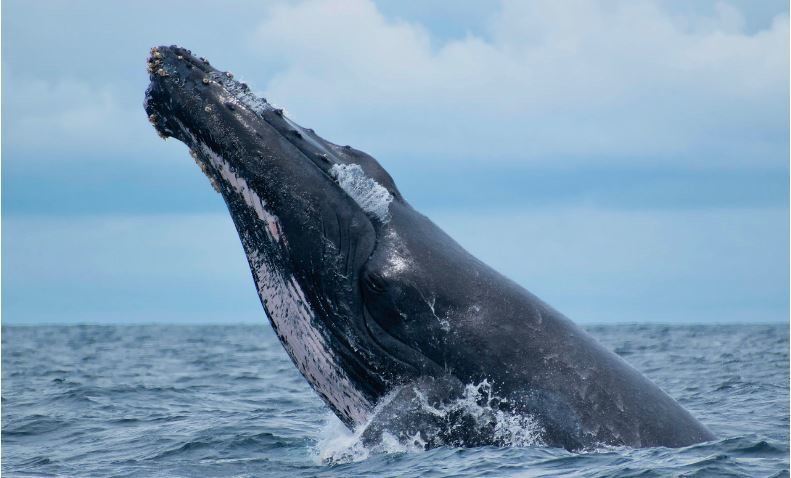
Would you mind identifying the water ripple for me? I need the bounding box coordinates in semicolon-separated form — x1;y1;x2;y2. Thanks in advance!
2;324;787;477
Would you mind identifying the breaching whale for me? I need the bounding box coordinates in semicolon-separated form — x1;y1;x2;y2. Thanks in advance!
144;45;715;450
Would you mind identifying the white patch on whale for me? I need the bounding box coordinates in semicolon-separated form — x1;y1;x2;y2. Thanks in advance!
169;118;284;243
197;143;284;243
174;123;371;424
316;380;544;464
246;248;371;425
330;163;393;222
381;228;412;276
210;72;273;117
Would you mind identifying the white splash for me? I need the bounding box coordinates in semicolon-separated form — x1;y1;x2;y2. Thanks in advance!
413;380;545;448
315;380;545;464
315;389;425;465
330;163;393;222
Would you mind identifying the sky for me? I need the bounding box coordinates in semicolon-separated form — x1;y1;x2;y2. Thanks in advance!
2;0;789;324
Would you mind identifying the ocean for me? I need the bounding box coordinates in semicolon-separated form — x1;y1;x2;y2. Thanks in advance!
2;323;788;477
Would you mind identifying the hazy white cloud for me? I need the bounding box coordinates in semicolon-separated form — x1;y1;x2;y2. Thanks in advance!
3;0;787;168
253;0;788;168
2;73;170;159
0;0;278;160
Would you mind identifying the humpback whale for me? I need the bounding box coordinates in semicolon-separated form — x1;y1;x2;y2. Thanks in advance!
144;45;715;450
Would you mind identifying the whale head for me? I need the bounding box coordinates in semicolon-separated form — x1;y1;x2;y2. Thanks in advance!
144;45;453;427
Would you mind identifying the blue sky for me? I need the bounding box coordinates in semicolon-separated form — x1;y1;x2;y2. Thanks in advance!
2;0;788;324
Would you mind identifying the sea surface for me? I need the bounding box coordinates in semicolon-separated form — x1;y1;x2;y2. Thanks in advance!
2;324;788;477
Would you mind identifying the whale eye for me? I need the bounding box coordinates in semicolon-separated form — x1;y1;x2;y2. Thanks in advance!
363;271;387;294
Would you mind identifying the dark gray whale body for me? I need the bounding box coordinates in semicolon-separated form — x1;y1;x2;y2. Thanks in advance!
144;45;715;450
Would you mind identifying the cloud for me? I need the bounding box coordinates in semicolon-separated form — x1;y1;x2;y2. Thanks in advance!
0;0;282;161
253;0;789;168
1;72;171;159
3;0;787;169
